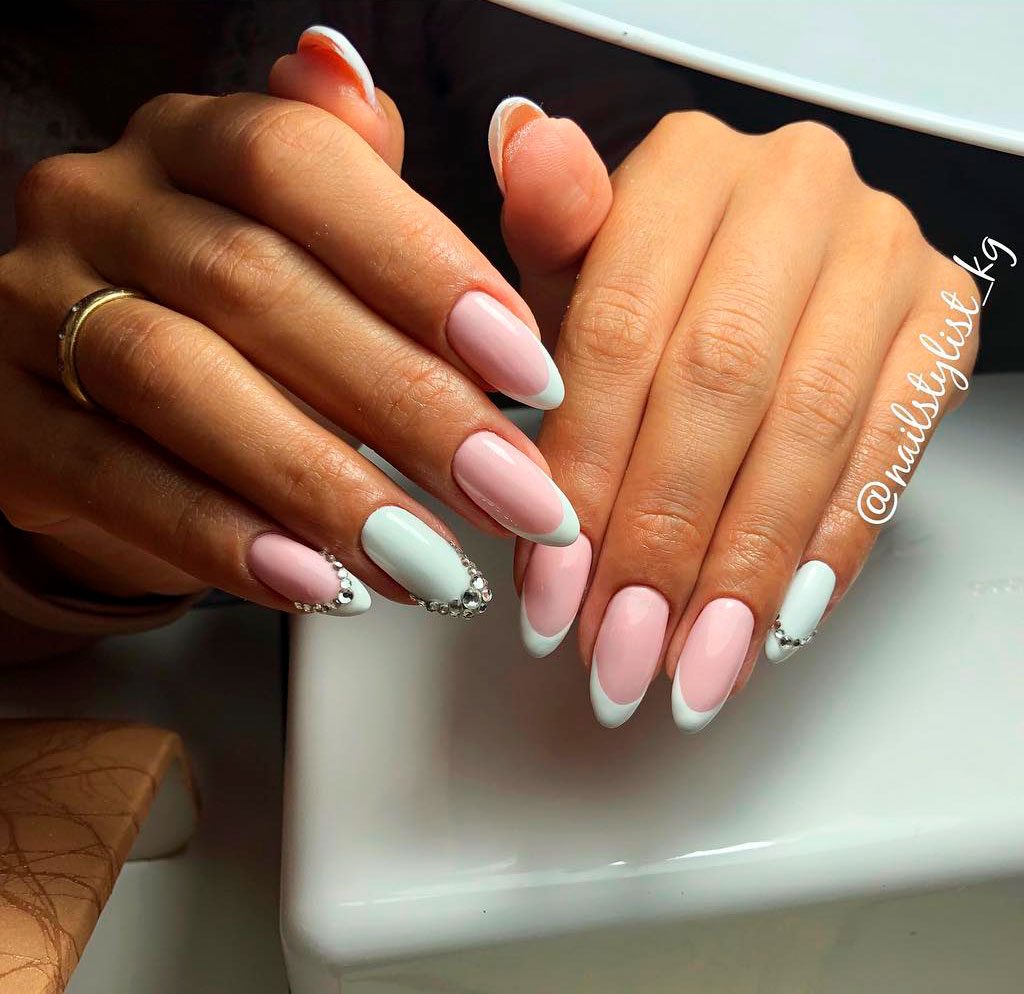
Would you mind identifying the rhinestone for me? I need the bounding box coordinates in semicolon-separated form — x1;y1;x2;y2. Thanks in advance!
481;589;493;603
471;576;486;591
462;590;482;610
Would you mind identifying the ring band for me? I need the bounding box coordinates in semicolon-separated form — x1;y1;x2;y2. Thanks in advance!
58;287;147;410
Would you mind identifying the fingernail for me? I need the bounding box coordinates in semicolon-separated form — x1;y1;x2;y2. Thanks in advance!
590;586;669;728
361;506;490;616
671;598;754;733
764;560;836;663
520;535;591;657
448;291;564;410
453;431;579;547
298;25;378;107
488;96;546;195
248;533;371;616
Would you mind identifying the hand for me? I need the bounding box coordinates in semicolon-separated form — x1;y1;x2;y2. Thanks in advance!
492;103;980;730
0;27;579;621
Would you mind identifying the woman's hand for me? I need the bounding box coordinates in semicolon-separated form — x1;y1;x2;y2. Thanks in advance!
493;103;980;730
0;27;579;621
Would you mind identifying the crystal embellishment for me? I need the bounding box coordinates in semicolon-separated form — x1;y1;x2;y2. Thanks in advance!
413;550;492;620
294;551;358;615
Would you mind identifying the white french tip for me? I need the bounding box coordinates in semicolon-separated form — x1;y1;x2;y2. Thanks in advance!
515;483;580;547
589;660;643;728
361;506;472;604
299;25;378;108
487;96;545;195
516;348;565;411
326;576;372;617
670;676;723;734
520;600;571;658
764;560;836;664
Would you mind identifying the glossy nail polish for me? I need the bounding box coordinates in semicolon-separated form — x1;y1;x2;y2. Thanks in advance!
487;95;545;194
360;506;482;608
590;586;669;728
520;535;591;657
453;431;579;547
249;533;370;616
672;598;754;733
297;25;377;107
448;291;564;410
764;560;836;663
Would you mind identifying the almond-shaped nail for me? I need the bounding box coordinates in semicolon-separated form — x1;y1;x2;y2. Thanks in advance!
590;586;669;728
764;560;835;663
520;535;591;657
671;598;754;733
360;506;491;618
488;96;545;195
453;431;578;547
249;533;370;616
298;25;377;107
448;291;563;410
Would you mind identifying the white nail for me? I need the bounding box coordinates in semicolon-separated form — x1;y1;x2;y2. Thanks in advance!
299;25;378;108
764;560;836;663
487;96;545;195
361;506;472;604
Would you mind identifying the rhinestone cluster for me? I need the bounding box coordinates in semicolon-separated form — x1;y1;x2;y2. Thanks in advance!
295;551;357;615
413;551;492;620
770;618;816;648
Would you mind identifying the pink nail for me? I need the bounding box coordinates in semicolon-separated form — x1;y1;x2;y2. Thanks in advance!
520;535;592;657
248;533;370;615
447;291;564;410
590;586;669;728
453;431;579;546
671;598;754;733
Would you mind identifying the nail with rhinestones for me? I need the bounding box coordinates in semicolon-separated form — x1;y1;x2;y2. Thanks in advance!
672;598;753;733
296;25;378;107
520;535;591;657
248;533;371;616
361;506;491;618
453;431;578;546
764;561;835;663
590;586;669;728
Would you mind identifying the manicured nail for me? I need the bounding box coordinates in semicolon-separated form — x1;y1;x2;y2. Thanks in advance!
764;560;836;663
488;96;545;195
453;431;579;547
448;291;564;410
520;535;591;657
361;506;490;617
249;533;370;616
671;598;754;733
590;586;669;728
298;25;378;107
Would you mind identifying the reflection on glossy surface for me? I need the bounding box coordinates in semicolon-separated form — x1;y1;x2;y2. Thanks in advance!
283;375;1024;988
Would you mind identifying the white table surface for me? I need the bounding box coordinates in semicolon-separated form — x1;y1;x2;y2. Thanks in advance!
283;373;1024;982
494;0;1024;155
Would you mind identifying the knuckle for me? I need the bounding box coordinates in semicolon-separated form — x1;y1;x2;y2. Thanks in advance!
776;353;862;447
630;500;706;562
680;289;775;402
869;191;921;246
124;92;189;138
275;434;353;511
188;221;301;318
775;120;852;165
168;487;224;566
570;275;664;370
15;154;96;231
233;103;345;189
377;352;462;436
724;516;794;577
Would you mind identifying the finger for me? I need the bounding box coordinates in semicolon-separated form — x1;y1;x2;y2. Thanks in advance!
767;263;980;668
124;90;564;411
5;264;498;611
664;193;929;731
0;364;379;615
581;123;852;727
16;156;579;547
516;113;747;659
268;25;405;173
489;97;612;343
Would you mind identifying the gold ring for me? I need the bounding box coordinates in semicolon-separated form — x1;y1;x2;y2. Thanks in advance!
57;287;147;410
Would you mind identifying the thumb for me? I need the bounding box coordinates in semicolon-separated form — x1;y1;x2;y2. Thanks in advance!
268;25;405;173
489;98;612;344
